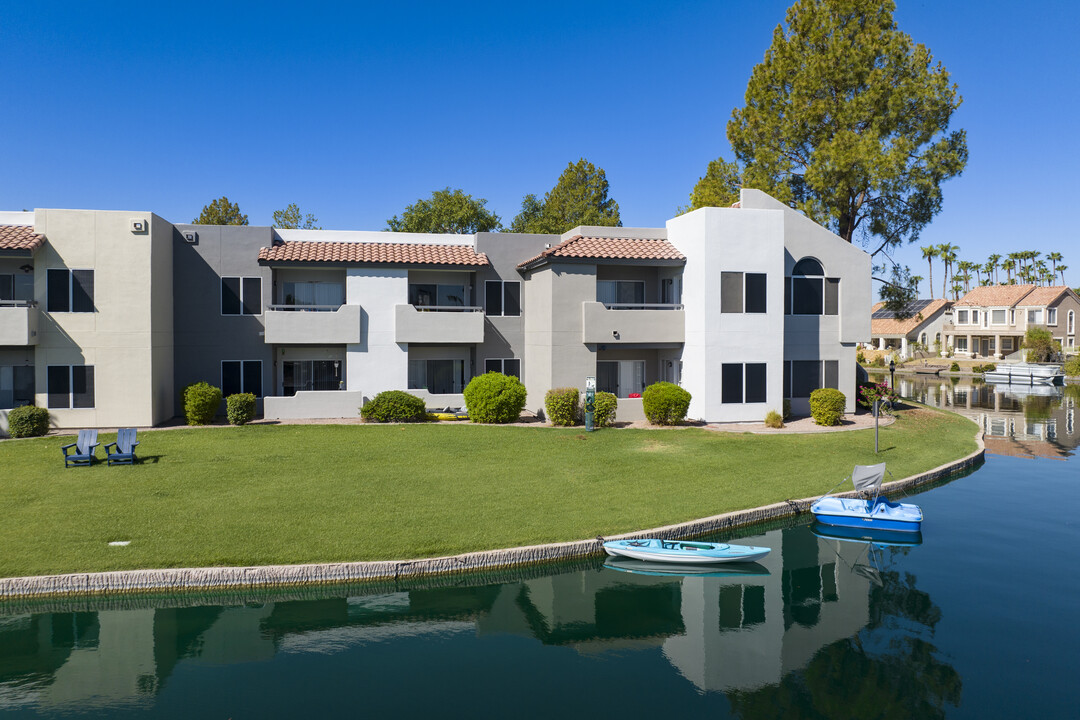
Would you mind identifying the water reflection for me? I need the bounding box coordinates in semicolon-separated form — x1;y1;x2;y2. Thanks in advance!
890;372;1078;459
0;524;959;715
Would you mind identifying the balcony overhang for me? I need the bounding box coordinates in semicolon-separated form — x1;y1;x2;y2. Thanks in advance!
395;305;485;344
264;304;361;345
582;301;685;345
0;302;39;345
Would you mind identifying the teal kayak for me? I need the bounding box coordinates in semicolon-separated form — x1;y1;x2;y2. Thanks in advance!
602;538;770;564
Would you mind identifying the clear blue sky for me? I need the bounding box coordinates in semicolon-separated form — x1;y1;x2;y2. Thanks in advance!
3;1;1077;293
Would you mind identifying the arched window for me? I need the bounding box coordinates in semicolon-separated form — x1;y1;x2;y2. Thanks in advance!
921;332;927;346
1069;310;1075;335
787;257;837;315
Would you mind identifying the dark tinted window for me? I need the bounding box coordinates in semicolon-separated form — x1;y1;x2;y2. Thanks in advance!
47;365;70;408
504;359;520;378
783;360;791;398
47;269;69;312
784;278;791;315
222;278;241;315
792;258;824;276
409;284;436;307
0;274;11;301
824;360;839;390
243;360;263;397
222;361;241;397
745;273;767;313
485;358;501;374
71;270;94;312
721;364;743;403
503;282;521;316
242;277;261;316
824;278;839;316
745;363;767;403
791;360;820;398
792;278;823;315
72;366;94;408
485;281;502;316
721;272;743;313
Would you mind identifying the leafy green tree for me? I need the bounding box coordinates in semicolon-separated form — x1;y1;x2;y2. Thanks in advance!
272;203;320;229
194;196;248;225
685;157;742;211
386;188;501;234
726;0;967;255
1023;326;1057;362
509;159;621;234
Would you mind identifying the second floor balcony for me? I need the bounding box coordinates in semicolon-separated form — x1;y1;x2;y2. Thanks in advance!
582;301;685;345
395;304;485;344
0;300;39;345
264;304;362;345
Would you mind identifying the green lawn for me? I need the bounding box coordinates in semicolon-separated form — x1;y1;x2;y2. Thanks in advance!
0;406;978;578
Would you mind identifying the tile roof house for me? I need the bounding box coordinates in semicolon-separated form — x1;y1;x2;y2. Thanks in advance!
0;189;871;432
943;284;1079;358
869;298;952;358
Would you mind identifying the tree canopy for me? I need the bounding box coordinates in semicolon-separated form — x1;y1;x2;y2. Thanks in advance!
272;203;320;230
685;157;742;212
193;196;248;225
386;188;501;234
509;159;621;234
725;0;967;254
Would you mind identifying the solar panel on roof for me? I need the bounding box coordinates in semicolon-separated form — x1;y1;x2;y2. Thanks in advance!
872;299;933;319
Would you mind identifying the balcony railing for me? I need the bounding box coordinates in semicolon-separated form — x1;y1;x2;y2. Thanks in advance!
601;303;685;311
411;305;483;313
264;304;361;344
395;304;484;343
268;303;344;313
0;300;39;345
582;301;685;344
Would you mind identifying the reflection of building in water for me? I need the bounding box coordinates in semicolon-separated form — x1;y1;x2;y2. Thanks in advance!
0;528;900;708
897;375;1077;459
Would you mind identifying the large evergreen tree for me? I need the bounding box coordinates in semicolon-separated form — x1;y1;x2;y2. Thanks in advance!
386;188;501;234
725;0;967;255
685;158;742;212
509;159;620;234
194;196;248;225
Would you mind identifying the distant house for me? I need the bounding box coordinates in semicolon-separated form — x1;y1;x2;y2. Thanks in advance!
942;284;1080;359
869;299;952;359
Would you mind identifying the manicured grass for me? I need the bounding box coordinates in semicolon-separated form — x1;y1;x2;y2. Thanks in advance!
0;406;978;578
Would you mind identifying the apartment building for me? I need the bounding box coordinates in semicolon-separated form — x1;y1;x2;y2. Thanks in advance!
942;284;1080;359
0;190;871;433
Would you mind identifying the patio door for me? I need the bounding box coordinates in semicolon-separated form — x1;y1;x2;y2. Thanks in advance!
596;360;645;397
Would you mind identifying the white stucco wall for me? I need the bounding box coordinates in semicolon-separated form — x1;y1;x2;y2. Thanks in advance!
345;268;408;394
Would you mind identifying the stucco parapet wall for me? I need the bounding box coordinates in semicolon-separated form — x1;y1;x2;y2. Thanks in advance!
0;434;983;600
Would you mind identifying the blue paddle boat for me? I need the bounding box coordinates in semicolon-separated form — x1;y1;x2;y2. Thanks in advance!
811;523;923;548
810;463;922;532
602;538;770;564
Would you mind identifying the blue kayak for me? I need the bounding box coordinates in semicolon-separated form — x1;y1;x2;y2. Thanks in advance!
602;538;770;564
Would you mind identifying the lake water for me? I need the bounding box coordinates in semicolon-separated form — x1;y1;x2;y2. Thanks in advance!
2;375;1077;718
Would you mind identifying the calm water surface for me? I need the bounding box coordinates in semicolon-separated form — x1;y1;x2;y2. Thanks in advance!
2;376;1078;718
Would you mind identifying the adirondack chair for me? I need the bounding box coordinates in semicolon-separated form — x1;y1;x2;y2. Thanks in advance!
62;429;99;468
105;428;140;466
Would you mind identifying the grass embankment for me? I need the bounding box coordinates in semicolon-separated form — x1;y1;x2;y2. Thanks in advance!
0;406;977;578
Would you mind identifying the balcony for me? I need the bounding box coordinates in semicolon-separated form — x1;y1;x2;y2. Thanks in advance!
0;301;39;345
264;304;361;345
395;305;484;344
582;301;685;345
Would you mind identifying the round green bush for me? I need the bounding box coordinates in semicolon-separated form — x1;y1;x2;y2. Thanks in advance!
642;381;691;426
949;362;961;372
6;405;50;438
593;391;618;428
764;410;784;429
361;390;428;423
184;382;222;425
226;393;257;425
1063;355;1080;377
463;372;527;424
809;388;846;426
545;387;581;426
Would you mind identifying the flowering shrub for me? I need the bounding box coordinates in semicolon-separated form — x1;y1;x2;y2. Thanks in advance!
858;381;898;410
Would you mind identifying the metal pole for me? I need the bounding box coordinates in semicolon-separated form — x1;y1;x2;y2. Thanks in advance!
874;398;880;454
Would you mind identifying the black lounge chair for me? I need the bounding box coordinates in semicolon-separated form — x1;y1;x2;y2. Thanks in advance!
105;428;139;466
62;429;99;468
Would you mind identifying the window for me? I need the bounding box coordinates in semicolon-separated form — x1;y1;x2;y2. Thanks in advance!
408;359;465;394
596;360;645;398
485;281;520;316
47;269;94;313
597;280;645;307
1069;310;1075;334
410;283;466;308
971;310;979;324
1010;309;1016;324
1002;337;1014;351
283;360;340;396
956;310;968;324
47;365;94;409
0;273;33;303
992;309;1007;325
222;360;263;398
722;363;766;403
0;366;34;409
222;277;262;315
1027;309;1043;325
783;360;837;399
787;258;837;315
722;272;767;314
955;337;968;352
282;281;343;308
484;358;520;377
1047;308;1058;325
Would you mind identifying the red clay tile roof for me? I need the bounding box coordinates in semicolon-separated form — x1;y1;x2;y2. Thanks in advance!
1017;285;1071;306
954;284;1036;307
871;299;950;336
518;235;685;269
0;225;45;254
258;241;489;266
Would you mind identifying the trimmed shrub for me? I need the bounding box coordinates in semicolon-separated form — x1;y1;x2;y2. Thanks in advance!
973;363;997;374
809;388;846;426
1064;355;1080;377
226;393;257;425
184;382;222;425
642;381;691;426
463;372;527;424
361;390;427;423
594;391;618;428
545;388;581;426
764;410;784;429
949;362;961;372
6;405;50;438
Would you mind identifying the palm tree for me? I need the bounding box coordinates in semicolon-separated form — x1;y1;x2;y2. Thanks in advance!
983;261;995;285
1058;264;1068;285
1035;259;1049;286
950;280;964;301
938;243;959;299
1048;251;1063;280
920;245;938;299
972;262;982;286
1002;258;1016;283
986;253;1001;284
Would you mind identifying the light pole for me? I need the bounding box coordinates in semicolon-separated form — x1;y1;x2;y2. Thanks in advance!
889;358;896;391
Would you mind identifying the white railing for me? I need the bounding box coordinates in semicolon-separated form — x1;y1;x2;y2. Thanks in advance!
412;305;483;313
269;304;342;312
0;300;36;308
601;303;684;311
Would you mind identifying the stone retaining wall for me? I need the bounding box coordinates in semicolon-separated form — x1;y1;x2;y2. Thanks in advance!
0;436;984;602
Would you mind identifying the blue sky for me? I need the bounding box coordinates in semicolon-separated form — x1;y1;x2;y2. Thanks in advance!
3;1;1077;293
